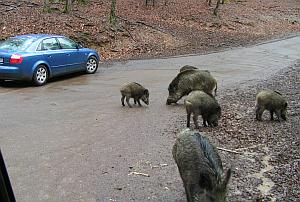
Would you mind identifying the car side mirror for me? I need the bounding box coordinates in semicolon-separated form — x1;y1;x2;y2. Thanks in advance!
76;43;83;49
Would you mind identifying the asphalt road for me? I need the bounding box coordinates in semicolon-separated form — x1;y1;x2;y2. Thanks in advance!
1;36;300;202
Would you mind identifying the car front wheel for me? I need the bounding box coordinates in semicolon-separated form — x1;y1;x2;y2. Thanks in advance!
86;56;98;74
33;65;48;86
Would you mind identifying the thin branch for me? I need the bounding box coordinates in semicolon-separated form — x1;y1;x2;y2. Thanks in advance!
217;147;243;154
116;16;174;36
235;144;262;151
122;26;136;42
128;171;150;177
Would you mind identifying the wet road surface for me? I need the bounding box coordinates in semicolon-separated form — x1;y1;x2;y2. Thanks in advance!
1;36;300;202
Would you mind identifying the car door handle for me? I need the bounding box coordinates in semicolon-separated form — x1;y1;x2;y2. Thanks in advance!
47;55;52;58
66;54;70;56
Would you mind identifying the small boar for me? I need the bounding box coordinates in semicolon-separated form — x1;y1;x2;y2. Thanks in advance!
255;90;287;121
173;129;231;202
185;90;221;128
166;70;218;105
120;82;149;108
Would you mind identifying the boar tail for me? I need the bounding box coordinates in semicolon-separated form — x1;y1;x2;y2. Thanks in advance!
133;82;143;87
274;90;282;95
185;100;193;113
214;83;218;96
220;168;232;191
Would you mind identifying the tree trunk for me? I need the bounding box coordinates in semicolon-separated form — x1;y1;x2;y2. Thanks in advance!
213;0;221;16
64;0;72;13
43;0;51;12
109;0;117;26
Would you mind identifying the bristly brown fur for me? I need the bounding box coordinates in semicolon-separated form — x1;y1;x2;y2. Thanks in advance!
173;129;231;202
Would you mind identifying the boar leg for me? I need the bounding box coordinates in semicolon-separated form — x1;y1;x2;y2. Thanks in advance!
186;103;193;127
275;110;282;122
187;112;191;127
137;99;142;106
121;95;126;106
270;110;274;121
193;114;199;129
203;119;208;127
202;114;208;126
126;97;132;108
134;99;137;104
255;106;264;121
183;182;193;202
281;111;287;121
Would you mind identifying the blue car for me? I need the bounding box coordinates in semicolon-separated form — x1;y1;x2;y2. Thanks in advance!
0;34;100;86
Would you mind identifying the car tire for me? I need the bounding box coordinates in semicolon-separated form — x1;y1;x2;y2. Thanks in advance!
86;56;98;74
33;65;48;86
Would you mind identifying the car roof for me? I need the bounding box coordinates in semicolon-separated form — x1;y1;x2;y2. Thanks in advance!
13;34;65;40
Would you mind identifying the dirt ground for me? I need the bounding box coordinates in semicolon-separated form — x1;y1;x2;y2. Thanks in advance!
169;61;300;201
0;0;299;60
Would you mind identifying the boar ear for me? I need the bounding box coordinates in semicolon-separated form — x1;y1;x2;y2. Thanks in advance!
274;90;282;95
199;174;214;190
207;92;214;97
144;89;149;95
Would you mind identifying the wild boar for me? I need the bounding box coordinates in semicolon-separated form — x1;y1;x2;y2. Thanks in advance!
185;90;221;128
172;129;231;202
166;70;217;105
180;65;198;72
255;90;287;121
120;82;149;108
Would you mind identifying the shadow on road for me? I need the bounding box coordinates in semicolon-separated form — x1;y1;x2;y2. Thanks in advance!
0;72;88;89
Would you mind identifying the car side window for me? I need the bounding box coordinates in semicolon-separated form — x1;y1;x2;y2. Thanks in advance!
37;38;61;51
57;37;77;49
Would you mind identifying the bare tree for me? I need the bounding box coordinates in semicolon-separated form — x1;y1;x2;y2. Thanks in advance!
43;0;51;12
109;0;117;25
64;0;73;13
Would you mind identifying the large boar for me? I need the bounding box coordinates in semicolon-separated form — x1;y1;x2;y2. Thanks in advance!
255;90;287;121
166;70;217;105
185;90;221;128
173;129;231;202
120;82;149;108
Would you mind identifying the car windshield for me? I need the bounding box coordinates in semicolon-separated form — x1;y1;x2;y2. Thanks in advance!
0;37;36;51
